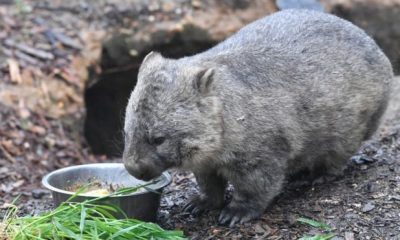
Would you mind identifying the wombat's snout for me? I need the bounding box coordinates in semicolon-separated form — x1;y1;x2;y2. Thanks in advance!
124;161;160;181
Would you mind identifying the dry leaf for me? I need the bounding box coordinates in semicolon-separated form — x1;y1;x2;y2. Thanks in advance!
12;180;25;188
21;68;34;85
1;140;20;156
29;125;46;135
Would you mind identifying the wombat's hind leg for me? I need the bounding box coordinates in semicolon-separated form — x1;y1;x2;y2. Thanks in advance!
183;171;227;216
219;167;285;227
312;152;348;185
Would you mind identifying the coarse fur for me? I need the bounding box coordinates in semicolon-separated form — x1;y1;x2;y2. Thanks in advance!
123;9;393;226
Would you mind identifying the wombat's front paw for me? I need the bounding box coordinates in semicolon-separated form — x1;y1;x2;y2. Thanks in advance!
218;205;262;227
183;196;223;216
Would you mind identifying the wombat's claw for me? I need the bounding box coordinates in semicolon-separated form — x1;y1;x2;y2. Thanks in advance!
183;196;216;216
183;201;204;216
218;206;260;227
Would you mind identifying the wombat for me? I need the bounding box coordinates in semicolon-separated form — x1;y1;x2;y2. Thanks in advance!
123;9;393;226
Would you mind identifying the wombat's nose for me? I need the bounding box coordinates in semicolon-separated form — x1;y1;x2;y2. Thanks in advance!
124;163;141;179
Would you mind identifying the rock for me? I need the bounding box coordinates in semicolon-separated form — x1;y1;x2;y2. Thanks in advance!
83;0;277;156
254;223;271;235
362;202;375;212
389;195;400;201
351;155;374;164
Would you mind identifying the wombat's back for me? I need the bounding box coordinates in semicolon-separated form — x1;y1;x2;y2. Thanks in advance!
195;9;392;90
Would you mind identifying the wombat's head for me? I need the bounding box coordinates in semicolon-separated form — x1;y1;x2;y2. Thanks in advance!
123;52;223;181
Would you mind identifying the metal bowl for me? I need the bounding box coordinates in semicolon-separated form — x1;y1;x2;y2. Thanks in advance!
42;163;171;222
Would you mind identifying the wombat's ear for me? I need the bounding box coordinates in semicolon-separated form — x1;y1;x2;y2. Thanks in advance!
194;68;215;95
142;51;162;65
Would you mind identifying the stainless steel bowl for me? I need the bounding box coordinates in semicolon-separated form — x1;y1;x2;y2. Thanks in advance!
42;163;171;222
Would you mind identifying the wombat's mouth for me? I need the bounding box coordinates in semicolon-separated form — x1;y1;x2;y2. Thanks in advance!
135;170;160;181
124;164;162;181
138;174;158;181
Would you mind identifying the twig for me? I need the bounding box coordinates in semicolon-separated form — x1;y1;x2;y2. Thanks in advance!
14;50;40;65
52;31;82;49
5;39;54;60
0;143;16;163
33;4;81;14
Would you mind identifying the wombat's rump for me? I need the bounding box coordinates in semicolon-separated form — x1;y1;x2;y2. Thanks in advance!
123;9;393;226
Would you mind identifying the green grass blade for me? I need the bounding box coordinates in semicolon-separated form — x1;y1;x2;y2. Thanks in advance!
79;205;87;236
53;218;80;239
107;224;144;240
297;217;331;231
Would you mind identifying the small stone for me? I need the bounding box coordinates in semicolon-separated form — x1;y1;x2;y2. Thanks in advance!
360;165;368;170
351;155;374;164
45;137;56;147
254;224;265;234
331;237;344;240
345;232;355;240
362;202;375;212
148;15;155;22
191;0;202;9
129;49;138;57
389;195;400;201
18;108;30;119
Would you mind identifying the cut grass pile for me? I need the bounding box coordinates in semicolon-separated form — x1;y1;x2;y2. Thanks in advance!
1;184;186;240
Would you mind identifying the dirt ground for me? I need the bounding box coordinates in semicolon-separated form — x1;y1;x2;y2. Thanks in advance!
1;1;400;239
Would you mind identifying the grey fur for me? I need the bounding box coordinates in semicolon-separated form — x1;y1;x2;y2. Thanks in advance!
123;9;393;226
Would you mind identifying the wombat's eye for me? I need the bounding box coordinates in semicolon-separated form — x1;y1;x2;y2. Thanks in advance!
153;136;166;146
